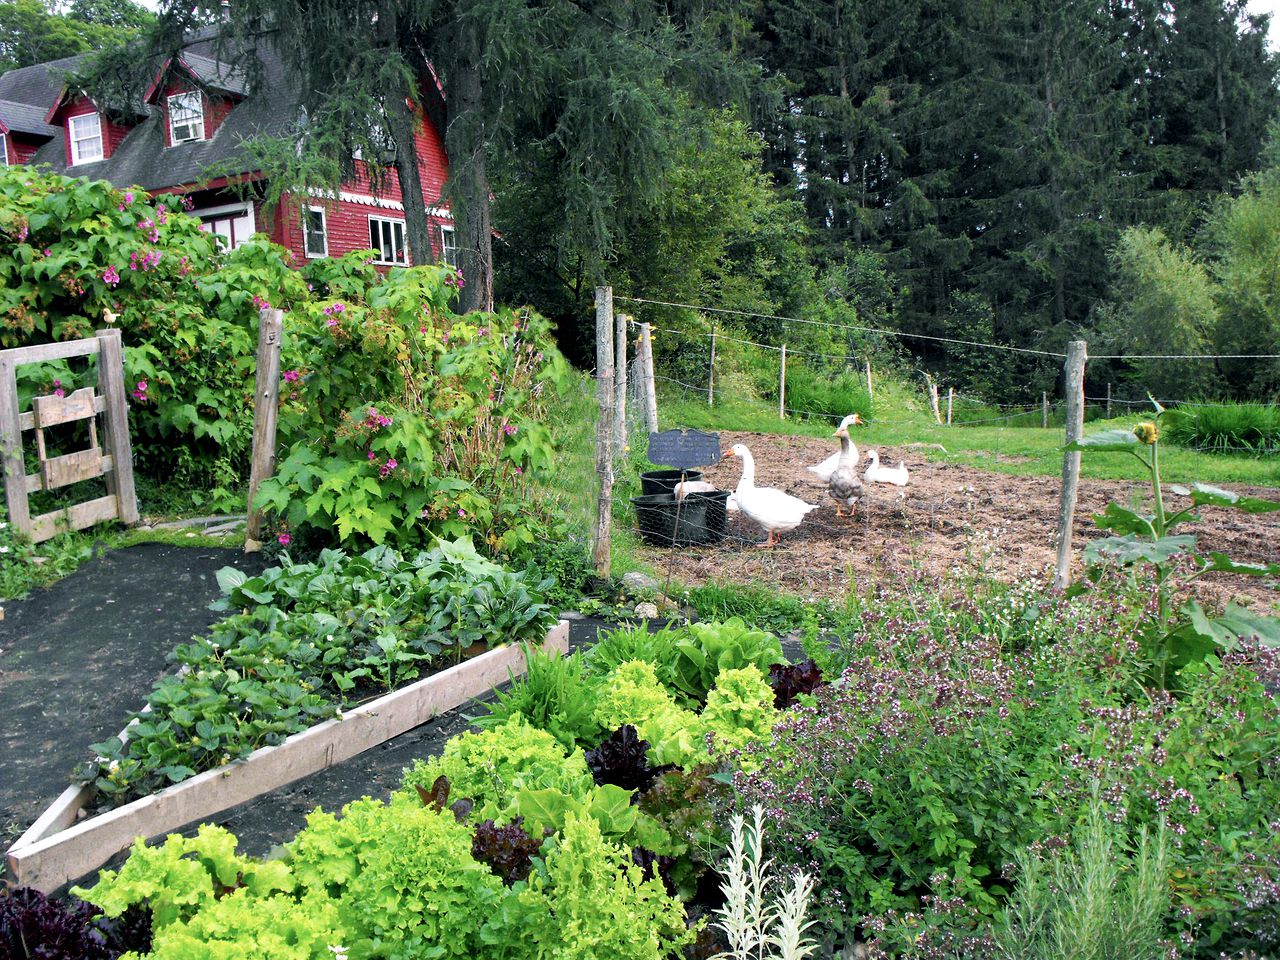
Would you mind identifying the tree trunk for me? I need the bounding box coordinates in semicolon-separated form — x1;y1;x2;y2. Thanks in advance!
451;21;495;313
377;0;433;267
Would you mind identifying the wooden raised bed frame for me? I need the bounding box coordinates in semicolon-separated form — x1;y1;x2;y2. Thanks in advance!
6;621;569;892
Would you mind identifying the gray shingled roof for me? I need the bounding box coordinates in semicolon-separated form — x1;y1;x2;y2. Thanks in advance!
0;99;57;137
4;37;300;192
179;52;249;97
0;55;86;116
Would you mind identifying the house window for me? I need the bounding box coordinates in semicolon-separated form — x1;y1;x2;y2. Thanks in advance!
168;92;205;144
196;202;255;250
68;113;103;164
304;206;328;258
369;216;407;265
440;226;457;268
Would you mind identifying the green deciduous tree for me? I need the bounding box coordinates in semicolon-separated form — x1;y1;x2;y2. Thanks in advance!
0;0;151;71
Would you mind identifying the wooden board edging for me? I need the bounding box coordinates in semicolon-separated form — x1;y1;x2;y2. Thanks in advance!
6;621;569;892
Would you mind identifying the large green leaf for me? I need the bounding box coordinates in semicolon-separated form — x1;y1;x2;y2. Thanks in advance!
1084;534;1197;567
1091;502;1156;538
1168;482;1280;515
1183;601;1280;649
1066;429;1142;452
1199;553;1280;578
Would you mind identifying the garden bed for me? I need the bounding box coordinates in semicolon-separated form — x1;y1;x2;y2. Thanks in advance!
6;620;570;891
648;429;1280;605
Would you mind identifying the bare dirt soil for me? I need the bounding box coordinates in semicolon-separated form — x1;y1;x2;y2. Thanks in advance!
634;430;1280;608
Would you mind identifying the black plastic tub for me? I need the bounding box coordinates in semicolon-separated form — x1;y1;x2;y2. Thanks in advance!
632;490;729;547
639;469;703;497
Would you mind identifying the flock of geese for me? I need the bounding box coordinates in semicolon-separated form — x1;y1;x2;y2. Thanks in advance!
678;414;911;548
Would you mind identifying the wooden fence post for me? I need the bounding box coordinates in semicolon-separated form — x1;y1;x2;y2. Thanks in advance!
865;360;873;400
244;309;283;552
593;287;615;578
946;387;954;426
95;328;139;527
1106;382;1112;419
707;324;716;407
614;311;628;458
1054;340;1088;590
0;356;27;535
638;322;659;435
779;344;787;420
1042;391;1049;429
924;373;941;425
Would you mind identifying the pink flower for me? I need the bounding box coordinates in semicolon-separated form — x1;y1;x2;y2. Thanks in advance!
42;248;51;257
514;466;523;476
136;381;148;391
103;266;120;287
283;369;300;383
457;508;466;518
278;532;292;546
251;294;271;311
503;423;517;436
123;191;134;205
368;450;377;461
327;317;338;328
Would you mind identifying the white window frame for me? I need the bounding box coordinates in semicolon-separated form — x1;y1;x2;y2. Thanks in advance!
194;201;256;250
439;225;457;268
0;134;8;166
167;91;205;145
68;112;104;165
369;215;408;266
304;206;329;259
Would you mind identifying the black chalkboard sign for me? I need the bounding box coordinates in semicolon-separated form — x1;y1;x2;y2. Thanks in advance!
647;429;721;470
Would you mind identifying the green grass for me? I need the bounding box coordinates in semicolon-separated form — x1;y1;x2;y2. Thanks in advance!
1162;400;1280;457
658;381;1280;488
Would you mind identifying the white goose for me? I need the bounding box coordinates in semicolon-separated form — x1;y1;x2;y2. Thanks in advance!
807;413;865;482
675;478;739;513
863;450;909;487
724;443;818;547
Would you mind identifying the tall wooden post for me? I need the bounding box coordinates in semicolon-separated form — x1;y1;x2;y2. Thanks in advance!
96;327;139;527
245;309;283;552
707;325;716;407
865;360;873;400
0;355;28;534
924;374;941;425
1106;382;1112;419
946;387;954;426
638;322;658;435
1054;340;1088;590
593;287;615;578
779;344;787;420
1042;392;1049;429
614;311;628;458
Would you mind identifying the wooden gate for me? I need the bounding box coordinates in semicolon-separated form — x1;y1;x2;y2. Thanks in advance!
0;328;139;542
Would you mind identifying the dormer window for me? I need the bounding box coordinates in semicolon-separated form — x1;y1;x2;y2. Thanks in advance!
68;113;103;164
168;92;205;144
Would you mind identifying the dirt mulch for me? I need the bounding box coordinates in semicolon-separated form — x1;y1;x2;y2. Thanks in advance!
634;430;1280;608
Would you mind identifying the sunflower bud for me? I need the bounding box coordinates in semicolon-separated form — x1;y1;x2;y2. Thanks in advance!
1133;421;1159;445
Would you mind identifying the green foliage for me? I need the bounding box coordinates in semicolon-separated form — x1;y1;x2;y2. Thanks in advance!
1162;400;1280;456
699;665;779;756
79;542;554;807
780;364;872;424
0;0;152;71
256;258;570;551
401;718;594;823
593;661;708;768
485;813;693;960
475;649;606;752
1069;405;1280;686
668;618;784;707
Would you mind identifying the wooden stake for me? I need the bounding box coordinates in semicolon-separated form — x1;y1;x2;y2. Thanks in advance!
779;344;787;420
1054;340;1088;590
924;373;941;425
244;309;283;552
614;311;628;458
593;287;615;578
95;328;139;527
946;387;954;426
1042;391;1049;429
0;357;28;536
707;324;716;406
638;322;658;435
1106;382;1112;419
865;359;873;399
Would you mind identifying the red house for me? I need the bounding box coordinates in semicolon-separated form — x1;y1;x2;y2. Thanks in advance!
0;35;455;269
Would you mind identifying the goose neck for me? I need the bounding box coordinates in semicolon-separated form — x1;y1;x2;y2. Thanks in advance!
736;449;757;491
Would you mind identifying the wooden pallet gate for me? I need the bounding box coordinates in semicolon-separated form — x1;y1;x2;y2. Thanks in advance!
0;328;139;542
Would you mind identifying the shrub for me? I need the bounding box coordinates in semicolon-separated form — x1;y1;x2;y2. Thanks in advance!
1161;400;1280;456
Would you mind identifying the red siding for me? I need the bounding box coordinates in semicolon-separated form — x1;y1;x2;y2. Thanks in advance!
11;136;41;164
157;81;240;146
272;190;453;267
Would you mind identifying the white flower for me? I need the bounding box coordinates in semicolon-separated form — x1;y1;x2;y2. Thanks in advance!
0;546;9;554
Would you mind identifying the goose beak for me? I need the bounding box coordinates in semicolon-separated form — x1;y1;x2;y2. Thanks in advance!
722;449;736;458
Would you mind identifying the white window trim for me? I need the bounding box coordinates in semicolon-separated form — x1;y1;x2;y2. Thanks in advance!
68;112;104;165
439;224;457;268
368;215;408;266
167;91;205;145
0;134;8;166
304;205;329;259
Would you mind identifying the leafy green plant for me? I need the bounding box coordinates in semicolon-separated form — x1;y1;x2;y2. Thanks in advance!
1161;400;1280;456
78;542;554;807
780;362;872;424
1068;400;1280;685
582;622;685;682
669;619;784;707
476;648;606;751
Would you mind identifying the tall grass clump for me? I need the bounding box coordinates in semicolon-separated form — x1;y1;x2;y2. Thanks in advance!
780;364;872;422
1162;400;1280;456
